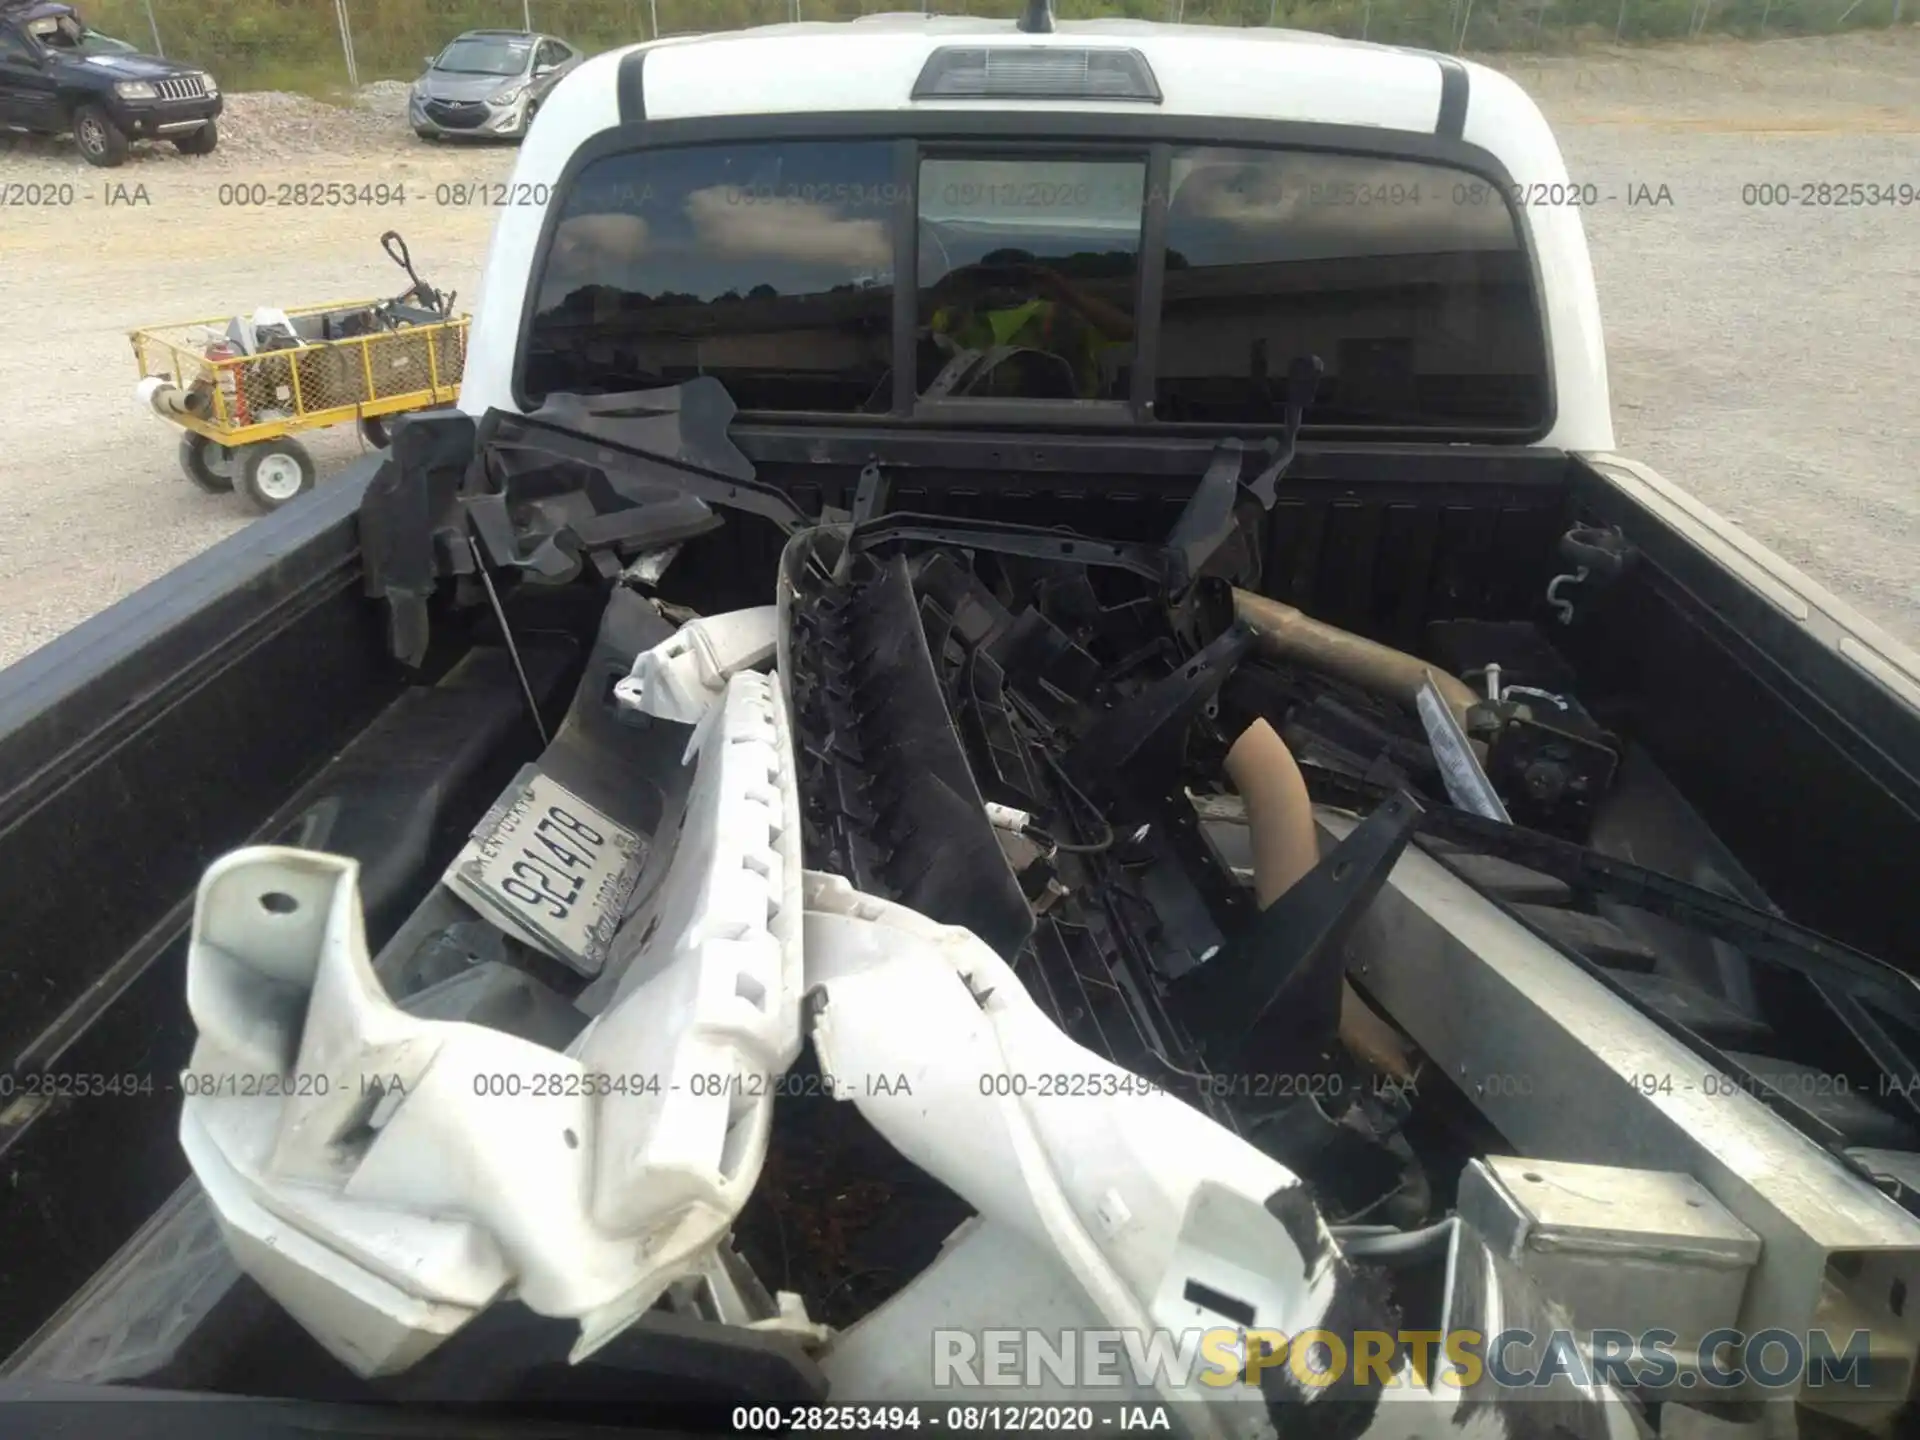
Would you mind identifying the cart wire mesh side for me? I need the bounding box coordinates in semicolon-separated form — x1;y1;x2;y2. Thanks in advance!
131;300;469;447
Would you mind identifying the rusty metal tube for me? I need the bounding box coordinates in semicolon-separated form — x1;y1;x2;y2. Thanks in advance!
1224;717;1418;1083
1231;588;1480;730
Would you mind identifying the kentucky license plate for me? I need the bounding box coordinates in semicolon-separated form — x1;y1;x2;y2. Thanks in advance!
445;766;647;976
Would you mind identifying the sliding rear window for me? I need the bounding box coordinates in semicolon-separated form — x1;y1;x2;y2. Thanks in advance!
521;137;1548;432
1156;147;1548;429
522;140;901;410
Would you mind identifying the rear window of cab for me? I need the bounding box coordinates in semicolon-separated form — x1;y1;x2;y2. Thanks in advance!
521;138;1548;435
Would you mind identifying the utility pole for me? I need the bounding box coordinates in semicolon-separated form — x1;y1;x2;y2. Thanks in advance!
332;0;358;89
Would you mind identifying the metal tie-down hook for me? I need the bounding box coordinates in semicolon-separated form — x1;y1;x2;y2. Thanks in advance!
1546;566;1590;626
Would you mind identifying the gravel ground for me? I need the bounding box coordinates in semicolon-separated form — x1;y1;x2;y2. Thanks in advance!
0;31;1915;668
1495;32;1920;633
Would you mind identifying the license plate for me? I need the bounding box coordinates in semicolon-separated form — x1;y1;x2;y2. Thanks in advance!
445;767;647;976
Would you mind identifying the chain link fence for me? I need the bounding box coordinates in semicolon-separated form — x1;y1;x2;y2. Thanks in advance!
81;0;1913;91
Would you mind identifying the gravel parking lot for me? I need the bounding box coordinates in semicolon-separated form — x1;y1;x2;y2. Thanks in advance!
0;32;1915;668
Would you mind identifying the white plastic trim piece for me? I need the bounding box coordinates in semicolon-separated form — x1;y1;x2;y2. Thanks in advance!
568;670;807;1350
179;670;805;1375
800;871;1345;1432
612;605;779;723
821;1217;1166;1406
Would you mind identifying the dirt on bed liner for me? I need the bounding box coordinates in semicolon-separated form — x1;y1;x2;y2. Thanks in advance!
732;1049;974;1332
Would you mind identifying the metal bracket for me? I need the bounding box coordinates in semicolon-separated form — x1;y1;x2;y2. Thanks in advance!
1161;441;1247;591
1243;354;1324;509
851;461;891;527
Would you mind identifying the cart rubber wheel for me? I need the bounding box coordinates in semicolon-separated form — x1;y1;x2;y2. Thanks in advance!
178;433;237;494
72;104;129;167
237;439;317;513
173;119;218;156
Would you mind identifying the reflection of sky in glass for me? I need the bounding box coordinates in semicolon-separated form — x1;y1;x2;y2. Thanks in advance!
918;158;1146;282
1166;149;1520;265
919;158;1147;228
544;142;900;306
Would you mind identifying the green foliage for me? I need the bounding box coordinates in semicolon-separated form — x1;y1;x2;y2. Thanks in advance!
75;0;1916;94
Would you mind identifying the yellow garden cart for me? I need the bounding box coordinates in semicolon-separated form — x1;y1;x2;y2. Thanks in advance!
130;232;468;512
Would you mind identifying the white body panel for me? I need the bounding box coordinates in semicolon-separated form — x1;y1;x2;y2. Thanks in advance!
178;671;806;1374
801;869;1343;1437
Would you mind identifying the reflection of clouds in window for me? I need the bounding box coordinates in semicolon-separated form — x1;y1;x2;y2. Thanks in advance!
540;212;651;306
525;141;898;410
1167;151;1518;264
683;187;892;271
919;158;1145;229
554;212;652;263
1166;159;1293;226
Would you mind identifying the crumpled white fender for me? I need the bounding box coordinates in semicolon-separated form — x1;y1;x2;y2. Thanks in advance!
178;672;804;1376
801;872;1347;1434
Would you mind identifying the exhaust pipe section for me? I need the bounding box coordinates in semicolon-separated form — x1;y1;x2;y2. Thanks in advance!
135;374;212;420
1223;718;1320;907
137;375;199;419
1230;588;1482;733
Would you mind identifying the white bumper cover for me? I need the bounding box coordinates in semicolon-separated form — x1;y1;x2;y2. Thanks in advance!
179;670;804;1374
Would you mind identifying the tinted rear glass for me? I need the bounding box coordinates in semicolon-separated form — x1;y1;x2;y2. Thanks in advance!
521;139;1547;432
523;141;901;410
1156;147;1548;428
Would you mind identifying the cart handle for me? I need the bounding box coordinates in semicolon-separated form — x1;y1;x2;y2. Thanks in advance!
380;230;451;320
381;230;412;275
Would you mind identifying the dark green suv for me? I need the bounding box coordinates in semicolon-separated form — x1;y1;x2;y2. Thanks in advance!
0;1;220;165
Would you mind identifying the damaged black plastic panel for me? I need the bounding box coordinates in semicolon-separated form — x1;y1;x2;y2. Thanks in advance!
781;530;1035;961
359;379;766;668
1062;619;1258;812
361;369;1321;672
358;409;479;667
780;518;1243;1089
